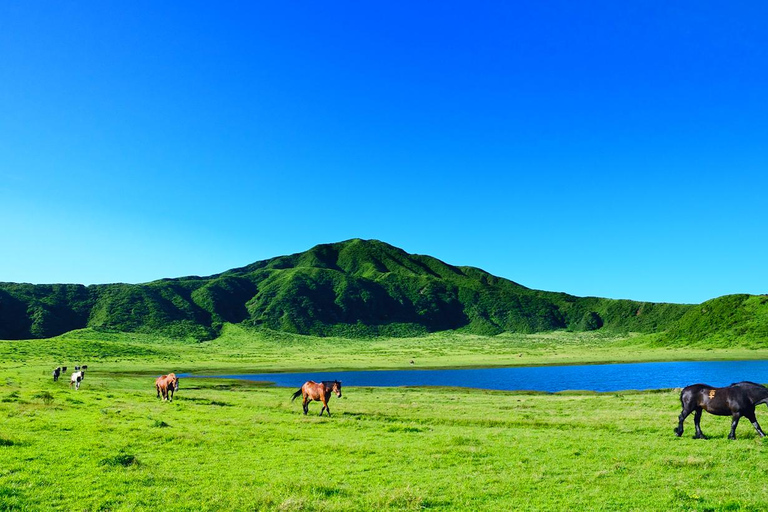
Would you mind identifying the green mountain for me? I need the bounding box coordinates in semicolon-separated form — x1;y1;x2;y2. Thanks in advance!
0;238;761;342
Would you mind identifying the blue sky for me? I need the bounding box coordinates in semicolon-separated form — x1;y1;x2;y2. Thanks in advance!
1;2;766;304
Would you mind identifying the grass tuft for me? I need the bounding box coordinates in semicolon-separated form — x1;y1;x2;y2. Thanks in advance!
33;391;54;405
2;391;20;403
100;452;138;468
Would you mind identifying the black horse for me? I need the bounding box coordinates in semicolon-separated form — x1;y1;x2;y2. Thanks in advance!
675;381;768;439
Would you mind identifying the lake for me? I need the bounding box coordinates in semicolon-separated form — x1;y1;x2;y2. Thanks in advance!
189;359;768;393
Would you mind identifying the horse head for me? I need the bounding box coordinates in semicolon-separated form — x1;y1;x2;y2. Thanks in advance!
332;380;342;398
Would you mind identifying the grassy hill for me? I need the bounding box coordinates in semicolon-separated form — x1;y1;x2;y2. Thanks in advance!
1;238;757;342
654;294;768;347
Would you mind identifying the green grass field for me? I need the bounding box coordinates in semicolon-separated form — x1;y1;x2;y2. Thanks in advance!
4;324;768;374
3;327;768;510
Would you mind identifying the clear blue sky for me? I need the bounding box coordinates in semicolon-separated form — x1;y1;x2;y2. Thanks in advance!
1;2;766;304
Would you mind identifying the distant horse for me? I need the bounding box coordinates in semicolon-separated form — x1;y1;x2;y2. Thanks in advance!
291;380;342;416
155;373;179;401
70;370;85;390
53;367;61;382
675;382;768;439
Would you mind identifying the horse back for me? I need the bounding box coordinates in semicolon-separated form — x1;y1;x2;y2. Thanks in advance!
156;375;170;390
683;384;752;415
301;381;325;400
680;384;710;403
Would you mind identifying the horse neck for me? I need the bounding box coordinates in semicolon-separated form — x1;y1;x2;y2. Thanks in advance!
741;384;768;405
754;388;768;405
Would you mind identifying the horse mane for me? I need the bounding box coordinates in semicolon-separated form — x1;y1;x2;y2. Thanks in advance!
730;381;766;388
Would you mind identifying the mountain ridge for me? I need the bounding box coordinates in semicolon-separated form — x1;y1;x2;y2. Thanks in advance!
0;238;762;342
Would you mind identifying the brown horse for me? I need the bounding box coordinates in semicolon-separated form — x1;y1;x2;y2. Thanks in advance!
675;382;768;439
291;380;342;416
155;373;179;402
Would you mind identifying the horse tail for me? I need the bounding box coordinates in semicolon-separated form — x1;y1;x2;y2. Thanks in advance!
291;388;303;401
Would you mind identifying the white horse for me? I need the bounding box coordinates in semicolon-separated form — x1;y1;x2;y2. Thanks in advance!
70;370;85;390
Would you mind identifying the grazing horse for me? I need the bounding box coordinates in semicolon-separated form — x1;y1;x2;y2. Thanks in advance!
291;380;342;416
53;367;61;382
675;382;768;439
155;373;179;402
70;370;85;390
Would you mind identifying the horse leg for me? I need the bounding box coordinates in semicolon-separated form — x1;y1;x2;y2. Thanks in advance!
693;408;707;439
744;410;765;437
729;414;741;440
675;407;694;437
319;396;328;416
303;397;309;415
156;385;161;399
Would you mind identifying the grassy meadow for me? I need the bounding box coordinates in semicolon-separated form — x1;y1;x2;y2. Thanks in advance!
4;324;768;374
3;326;768;510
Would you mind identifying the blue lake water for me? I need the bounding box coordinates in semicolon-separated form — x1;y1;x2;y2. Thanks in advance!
190;360;768;393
